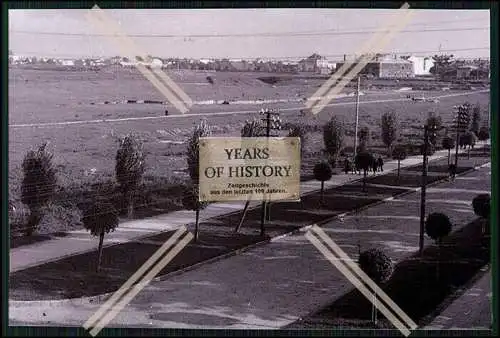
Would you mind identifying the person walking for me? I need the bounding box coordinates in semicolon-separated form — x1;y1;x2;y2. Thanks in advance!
372;157;378;174
377;156;384;172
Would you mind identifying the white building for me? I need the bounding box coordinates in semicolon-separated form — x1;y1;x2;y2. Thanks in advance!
408;56;434;76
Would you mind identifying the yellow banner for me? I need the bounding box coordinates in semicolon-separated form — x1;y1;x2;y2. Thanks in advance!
199;137;301;202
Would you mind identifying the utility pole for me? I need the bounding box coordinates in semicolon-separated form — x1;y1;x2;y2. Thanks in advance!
419;125;429;256
454;106;461;169
353;76;361;159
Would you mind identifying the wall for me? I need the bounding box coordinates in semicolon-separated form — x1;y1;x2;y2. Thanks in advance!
379;62;414;78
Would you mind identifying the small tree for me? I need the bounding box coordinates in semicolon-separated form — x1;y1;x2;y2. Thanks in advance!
355;152;373;192
461;132;477;158
187;119;213;183
288;124;308;155
381;112;398;157
182;184;208;242
441;136;455;166
358;126;370;152
313;161;333;205
21;142;57;236
392;144;407;183
323;117;344;168
425;212;453;281
115;134;145;218
82;197;119;272
426;115;442;147
472;194;490;234
477;127;489;154
358;249;393;326
470;103;481;135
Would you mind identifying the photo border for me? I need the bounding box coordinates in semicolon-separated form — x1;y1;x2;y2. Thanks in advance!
2;0;497;337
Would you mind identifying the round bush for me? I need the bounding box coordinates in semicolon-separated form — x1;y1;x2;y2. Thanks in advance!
358;248;394;284
313;161;333;182
472;194;490;219
425;212;452;242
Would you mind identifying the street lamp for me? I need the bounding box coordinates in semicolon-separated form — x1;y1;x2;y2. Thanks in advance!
259;108;282;236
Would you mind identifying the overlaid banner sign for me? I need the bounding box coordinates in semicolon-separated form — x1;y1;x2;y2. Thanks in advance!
199;137;301;202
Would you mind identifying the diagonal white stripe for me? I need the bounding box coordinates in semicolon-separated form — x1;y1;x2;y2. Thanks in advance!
311;225;418;330
306;231;412;336
305;2;411;110
88;232;193;336
83;226;188;330
311;8;415;115
86;6;191;113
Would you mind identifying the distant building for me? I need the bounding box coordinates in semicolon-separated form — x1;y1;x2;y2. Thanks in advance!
335;55;414;79
298;53;322;72
407;56;434;76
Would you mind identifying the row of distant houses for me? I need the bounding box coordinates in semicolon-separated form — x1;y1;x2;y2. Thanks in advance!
9;53;489;80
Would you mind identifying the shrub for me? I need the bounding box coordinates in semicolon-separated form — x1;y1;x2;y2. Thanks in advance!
381;112;398;156
82;197;119;272
241;118;265;137
358;248;394;284
477;126;489;142
425;212;452;281
472;194;490;219
115;133;146;218
313;161;333;204
323;117;344;168
21;142;57;236
425;212;452;243
358;248;393;325
472;193;490;234
187;119;212;183
288;124;308;155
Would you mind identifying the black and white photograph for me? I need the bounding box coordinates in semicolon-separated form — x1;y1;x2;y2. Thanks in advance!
7;5;493;334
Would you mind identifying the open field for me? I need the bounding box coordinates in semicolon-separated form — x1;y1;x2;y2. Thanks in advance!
8;67;490;235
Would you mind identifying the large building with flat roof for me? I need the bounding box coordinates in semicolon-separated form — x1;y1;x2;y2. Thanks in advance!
335;55;415;79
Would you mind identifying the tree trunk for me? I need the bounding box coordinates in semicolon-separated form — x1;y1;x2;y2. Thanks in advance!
436;239;441;282
25;208;41;237
372;292;378;325
397;160;401;184
447;149;451;166
363;170;367;192
468;145;471;159
97;231;105;272
195;209;200;242
127;190;134;219
320;181;325;205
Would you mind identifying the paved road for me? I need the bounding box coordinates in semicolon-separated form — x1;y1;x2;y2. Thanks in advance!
10;143;485;273
9;155;491;329
425;268;492;330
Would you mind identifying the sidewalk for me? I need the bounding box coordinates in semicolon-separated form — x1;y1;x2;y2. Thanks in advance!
8;152;491;328
425;267;492;330
9;142;488;273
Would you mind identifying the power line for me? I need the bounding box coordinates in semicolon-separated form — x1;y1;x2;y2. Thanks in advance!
10;26;489;38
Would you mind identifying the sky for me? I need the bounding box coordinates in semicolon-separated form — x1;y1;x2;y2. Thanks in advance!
8;8;490;60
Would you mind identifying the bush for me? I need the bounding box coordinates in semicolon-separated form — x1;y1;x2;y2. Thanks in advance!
425;212;452;243
115;134;146;218
358;248;394;284
21;142;57;236
288;124;308;154
472;194;490;219
477;127;489;141
187;119;212;183
381;112;398;156
323;117;344;168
